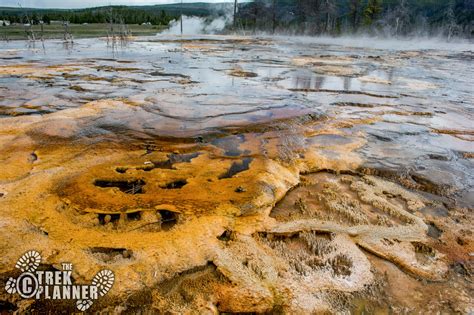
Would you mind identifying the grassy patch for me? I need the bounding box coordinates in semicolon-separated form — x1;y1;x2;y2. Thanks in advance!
0;23;166;40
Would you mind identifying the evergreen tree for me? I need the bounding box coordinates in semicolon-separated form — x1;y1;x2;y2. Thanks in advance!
43;14;51;25
349;0;361;31
363;0;382;27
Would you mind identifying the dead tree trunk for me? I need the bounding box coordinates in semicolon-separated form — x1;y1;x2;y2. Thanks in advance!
234;0;238;29
272;0;276;34
180;0;183;35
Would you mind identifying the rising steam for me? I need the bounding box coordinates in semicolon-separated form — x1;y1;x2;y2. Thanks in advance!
161;15;228;35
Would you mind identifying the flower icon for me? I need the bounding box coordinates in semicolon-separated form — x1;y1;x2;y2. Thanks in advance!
92;269;114;296
15;251;41;272
5;277;16;294
76;299;93;311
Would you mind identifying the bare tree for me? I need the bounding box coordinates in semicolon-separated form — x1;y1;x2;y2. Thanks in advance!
300;0;323;34
63;20;73;43
322;0;337;33
107;7;115;44
394;0;410;36
445;0;459;41
272;0;277;34
180;0;183;35
2;21;9;41
39;20;44;41
234;0;238;29
18;3;35;42
106;8;129;50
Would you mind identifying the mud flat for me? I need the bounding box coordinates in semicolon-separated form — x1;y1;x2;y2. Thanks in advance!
0;36;472;313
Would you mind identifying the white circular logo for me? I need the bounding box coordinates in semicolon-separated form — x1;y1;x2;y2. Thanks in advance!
16;272;39;298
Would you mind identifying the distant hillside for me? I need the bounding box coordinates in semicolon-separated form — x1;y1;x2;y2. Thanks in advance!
0;2;233;16
0;2;233;26
130;2;233;16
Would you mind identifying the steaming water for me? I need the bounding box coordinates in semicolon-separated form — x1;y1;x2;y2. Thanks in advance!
273;35;474;52
162;15;228;35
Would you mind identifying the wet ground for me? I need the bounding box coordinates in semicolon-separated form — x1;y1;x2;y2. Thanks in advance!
0;35;472;313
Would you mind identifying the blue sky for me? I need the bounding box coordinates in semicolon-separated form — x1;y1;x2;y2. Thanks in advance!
2;0;235;9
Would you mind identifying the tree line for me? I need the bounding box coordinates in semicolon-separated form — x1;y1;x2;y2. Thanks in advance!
0;6;175;26
236;0;474;38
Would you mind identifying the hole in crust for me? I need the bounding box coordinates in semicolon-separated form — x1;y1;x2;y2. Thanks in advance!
28;152;38;163
217;230;233;241
98;213;120;225
158;210;179;230
115;167;128;174
161;180;187;189
115;152;200;173
219;157;252;179
127;212;141;221
427;222;443;239
94;179;145;194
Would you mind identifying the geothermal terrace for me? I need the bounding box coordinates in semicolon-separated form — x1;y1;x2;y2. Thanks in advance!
0;36;472;313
